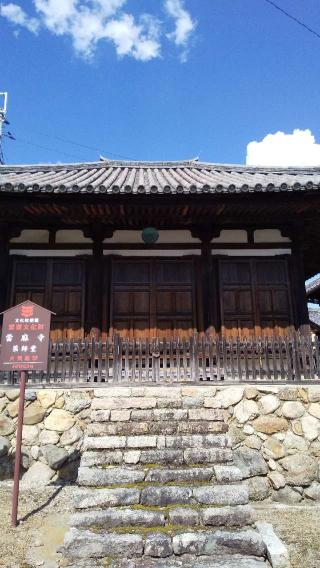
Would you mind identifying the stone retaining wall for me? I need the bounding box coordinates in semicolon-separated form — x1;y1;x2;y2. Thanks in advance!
1;384;320;503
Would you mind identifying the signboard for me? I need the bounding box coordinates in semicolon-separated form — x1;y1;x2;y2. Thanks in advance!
0;300;53;371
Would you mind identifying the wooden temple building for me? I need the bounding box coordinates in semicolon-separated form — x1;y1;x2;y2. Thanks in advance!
0;158;319;383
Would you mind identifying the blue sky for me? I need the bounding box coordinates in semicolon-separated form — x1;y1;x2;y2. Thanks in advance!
1;0;320;165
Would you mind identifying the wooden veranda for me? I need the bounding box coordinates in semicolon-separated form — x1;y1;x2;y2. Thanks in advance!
1;334;320;386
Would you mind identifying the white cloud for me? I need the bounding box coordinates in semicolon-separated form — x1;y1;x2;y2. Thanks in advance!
164;0;196;60
246;129;320;167
0;3;39;33
1;0;195;62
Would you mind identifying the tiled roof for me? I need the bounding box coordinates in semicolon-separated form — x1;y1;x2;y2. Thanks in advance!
309;305;320;329
306;275;320;295
1;159;320;195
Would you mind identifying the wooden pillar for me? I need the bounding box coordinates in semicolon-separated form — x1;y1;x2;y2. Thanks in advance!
291;229;310;335
0;226;19;313
0;235;10;313
84;225;113;338
192;227;220;335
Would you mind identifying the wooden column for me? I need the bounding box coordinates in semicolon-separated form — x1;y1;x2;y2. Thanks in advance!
192;227;220;335
0;226;19;313
84;225;113;338
290;227;310;335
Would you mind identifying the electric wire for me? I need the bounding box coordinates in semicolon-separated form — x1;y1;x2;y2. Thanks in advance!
262;0;320;41
28;129;135;160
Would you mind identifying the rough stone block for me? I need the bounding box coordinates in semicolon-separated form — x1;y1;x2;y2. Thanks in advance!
279;453;317;486
90;410;111;422
281;401;305;419
253;416;288;434
72;507;165;528
22;461;55;486
44;409;75;432
140;449;184;465
0;435;10;457
245;477;271;501
233;447;268;478
141;486;192;506
213;465;242;483
256;521;290;568
127;435;157;448
23;401;45;425
172;532;206;556
94;387;131;398
193;485;249;506
145;467;214;483
110;410;131;422
62;528;143;559
206;529;266;557
124;450;141;464
84;436;126;450
37;390;57;408
215;386;244;408
144;533;173;558
92;397;157;410
0;414;15;436
41;444;69;470
153;409;187;421
168;508;199;526
183;448;233;464
73;487;140;509
156;397;182;409
81;450;123;467
144;387;180;398
78;466;145;486
181;386;217;398
130;410;154;421
188;409;224;421
202;504;253;527
165;434;229;450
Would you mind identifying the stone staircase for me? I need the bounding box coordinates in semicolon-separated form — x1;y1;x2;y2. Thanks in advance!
61;388;270;568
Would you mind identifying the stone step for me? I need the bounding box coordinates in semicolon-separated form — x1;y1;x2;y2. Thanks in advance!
71;507;165;528
61;528;266;560
74;487;141;509
64;555;268;568
83;434;230;451
140;485;249;507
108;555;269;568
144;467;215;483
87;420;228;437
70;504;253;530
77;464;239;487
73;483;249;508
91;401;225;421
81;448;233;467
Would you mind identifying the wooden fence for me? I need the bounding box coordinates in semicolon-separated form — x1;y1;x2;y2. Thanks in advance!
1;335;320;386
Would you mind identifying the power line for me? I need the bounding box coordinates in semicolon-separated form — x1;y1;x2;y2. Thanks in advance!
7;135;86;161
28;128;135;161
262;0;320;41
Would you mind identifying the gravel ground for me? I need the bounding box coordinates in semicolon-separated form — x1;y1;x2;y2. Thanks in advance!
1;482;320;568
253;503;320;568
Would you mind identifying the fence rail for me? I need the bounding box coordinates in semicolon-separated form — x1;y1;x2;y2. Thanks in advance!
1;334;320;385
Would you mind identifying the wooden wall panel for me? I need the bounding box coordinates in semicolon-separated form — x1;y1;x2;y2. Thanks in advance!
10;258;85;339
219;258;293;337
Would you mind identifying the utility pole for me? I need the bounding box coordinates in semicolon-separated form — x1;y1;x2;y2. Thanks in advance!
0;92;8;164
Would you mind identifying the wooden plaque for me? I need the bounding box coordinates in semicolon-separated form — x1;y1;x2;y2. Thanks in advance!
0;301;52;371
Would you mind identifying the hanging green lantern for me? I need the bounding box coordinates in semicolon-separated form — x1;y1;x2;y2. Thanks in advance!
141;227;159;244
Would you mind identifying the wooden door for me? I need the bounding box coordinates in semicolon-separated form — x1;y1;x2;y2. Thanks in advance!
219;258;293;337
50;260;85;340
11;258;85;339
110;258;196;338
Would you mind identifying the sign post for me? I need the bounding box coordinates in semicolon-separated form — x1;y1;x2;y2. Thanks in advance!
0;301;53;527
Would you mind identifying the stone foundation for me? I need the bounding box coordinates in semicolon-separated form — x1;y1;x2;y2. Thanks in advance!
1;384;320;503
